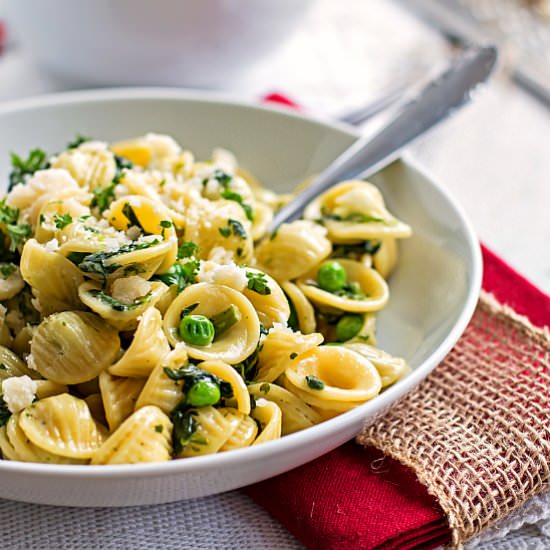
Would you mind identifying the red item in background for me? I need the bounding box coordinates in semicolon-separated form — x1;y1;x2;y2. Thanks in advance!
0;21;6;55
245;94;550;550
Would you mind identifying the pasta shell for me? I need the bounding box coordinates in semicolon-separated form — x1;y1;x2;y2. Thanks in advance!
283;346;382;404
3;413;86;464
343;343;410;388
109;307;169;377
134;347;188;414
219;413;258;452
248;382;322;435
372;238;399;279
255;327;323;383
20;239;85;315
51;142;117;189
176;406;235;458
29;311;120;385
99;371;146;431
303;180;412;242
164;283;260;364
78;280;168;332
18;394;106;458
281;281;316;334
91;406;172;465
184;199;253;264
297;259;389;313
255;220;332;281
242;268;290;328
251;399;282;445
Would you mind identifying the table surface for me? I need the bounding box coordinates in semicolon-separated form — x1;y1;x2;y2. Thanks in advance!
0;0;548;548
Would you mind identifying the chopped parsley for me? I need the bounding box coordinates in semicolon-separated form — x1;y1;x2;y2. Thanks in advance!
5;223;32;251
0;201;28;252
0;397;10;427
154;424;164;433
91;182;116;213
0;199;20;225
67;134;91;149
211;169;232;188
53;213;73;229
220;189;254;221
259;383;270;394
152;259;200;294
290;352;298;360
87;289;152;311
246;271;271;295
218;219;247;240
0;263;17;279
177;241;199;259
8;149;49;191
305;375;325;390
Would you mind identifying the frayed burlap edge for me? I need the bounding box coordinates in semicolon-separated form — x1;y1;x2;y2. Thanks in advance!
357;290;550;549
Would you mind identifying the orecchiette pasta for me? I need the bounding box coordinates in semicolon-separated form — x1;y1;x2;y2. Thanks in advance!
0;133;411;465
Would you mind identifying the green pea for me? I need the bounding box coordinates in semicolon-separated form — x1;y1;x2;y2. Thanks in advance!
317;260;347;292
178;315;215;346
187;380;221;407
335;314;363;342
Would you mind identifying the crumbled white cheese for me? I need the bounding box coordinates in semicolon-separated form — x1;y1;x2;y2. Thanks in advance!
44;238;59;252
144;133;181;167
114;184;129;198
208;246;235;265
111;276;151;304
204;178;221;198
269;322;292;334
197;260;247;291
2;376;37;414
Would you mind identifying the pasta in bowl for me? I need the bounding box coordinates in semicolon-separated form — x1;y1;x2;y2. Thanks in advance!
0;134;412;465
0;89;481;506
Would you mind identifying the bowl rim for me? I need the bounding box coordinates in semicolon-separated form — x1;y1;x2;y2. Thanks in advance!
0;87;482;478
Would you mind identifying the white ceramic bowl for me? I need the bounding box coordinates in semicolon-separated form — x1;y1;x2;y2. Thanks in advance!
0;89;481;507
5;0;315;87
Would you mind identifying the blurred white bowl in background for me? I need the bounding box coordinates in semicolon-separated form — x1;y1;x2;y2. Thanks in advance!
5;0;315;87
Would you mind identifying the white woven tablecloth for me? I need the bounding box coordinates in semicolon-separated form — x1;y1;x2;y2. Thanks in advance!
0;0;548;548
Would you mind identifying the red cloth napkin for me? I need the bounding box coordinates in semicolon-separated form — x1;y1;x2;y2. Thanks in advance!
243;94;550;550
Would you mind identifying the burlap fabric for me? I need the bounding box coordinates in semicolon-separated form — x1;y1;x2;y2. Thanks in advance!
357;291;550;549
